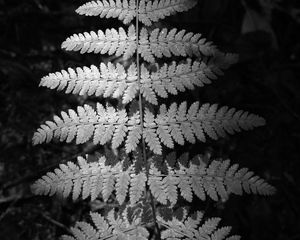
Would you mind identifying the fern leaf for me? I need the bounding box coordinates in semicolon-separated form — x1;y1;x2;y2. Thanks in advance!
40;58;231;105
31;156;138;204
156;105;174;148
40;58;235;105
143;108;162;154
76;0;136;25
76;0;197;26
33;104;139;152
62;209;149;240
115;170;131;204
139;0;197;26
177;165;194;202
140;58;238;104
62;26;218;63
40;62;138;104
147;154;275;204
144;101;266;151
141;27;218;62
163;165;179;206
158;210;240;240
125;112;142;152
129;172;147;205
62;25;137;59
148;164;167;204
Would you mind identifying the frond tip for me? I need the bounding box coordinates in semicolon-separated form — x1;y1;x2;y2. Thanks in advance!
76;0;197;26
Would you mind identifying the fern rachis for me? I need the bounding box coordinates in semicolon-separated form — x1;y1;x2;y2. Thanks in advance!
32;1;275;239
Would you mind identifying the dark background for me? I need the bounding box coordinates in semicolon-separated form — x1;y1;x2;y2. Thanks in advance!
0;0;300;239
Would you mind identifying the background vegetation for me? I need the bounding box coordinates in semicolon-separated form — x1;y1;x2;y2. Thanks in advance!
0;0;299;239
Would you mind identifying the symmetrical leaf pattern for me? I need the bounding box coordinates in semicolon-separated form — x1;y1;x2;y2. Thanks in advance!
31;0;275;239
76;0;197;26
139;27;217;62
145;102;266;154
31;155;144;204
32;103;135;150
33;102;265;154
39;57;238;105
76;0;137;25
62;26;217;62
32;154;275;205
62;25;137;59
148;155;275;204
39;62;138;104
158;210;241;240
62;209;149;240
140;56;238;104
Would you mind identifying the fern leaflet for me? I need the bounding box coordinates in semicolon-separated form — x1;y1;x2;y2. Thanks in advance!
62;26;218;63
32;154;275;205
33;102;265;154
145;102;266;154
32;103;133;149
157;210;240;240
62;209;149;240
39;56;237;105
76;0;197;26
148;155;275;204
62;25;137;59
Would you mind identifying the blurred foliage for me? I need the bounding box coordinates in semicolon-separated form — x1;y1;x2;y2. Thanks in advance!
0;0;299;239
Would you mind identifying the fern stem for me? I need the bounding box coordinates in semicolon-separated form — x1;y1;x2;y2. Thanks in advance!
135;0;160;239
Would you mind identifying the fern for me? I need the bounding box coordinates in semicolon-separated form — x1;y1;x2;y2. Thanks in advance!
76;0;197;26
31;0;275;239
39;55;238;105
62;26;217;63
157;210;240;240
33;102;265;154
32;154;275;206
63;208;240;240
61;209;149;240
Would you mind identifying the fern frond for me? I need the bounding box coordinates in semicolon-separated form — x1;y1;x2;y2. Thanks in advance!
157;210;240;240
32;104;139;152
129;171;147;205
143;108;162;154
32;153;275;205
76;0;137;25
140;27;218;62
33;101;264;154
62;209;149;240
62;25;137;59
62;26;218;62
76;0;197;26
31;155;139;204
143;102;266;154
140;58;239;104
39;62;139;104
139;0;197;26
40;58;235;105
148;155;275;204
